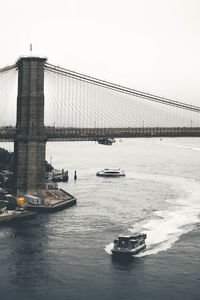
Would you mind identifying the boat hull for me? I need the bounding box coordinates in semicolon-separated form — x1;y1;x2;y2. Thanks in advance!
111;244;146;257
96;173;125;177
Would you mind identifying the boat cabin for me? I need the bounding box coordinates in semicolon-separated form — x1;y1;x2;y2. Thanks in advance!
114;234;146;249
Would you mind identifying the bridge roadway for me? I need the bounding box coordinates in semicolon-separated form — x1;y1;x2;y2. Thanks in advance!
0;126;200;142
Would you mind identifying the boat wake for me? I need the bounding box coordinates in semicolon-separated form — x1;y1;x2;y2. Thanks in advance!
105;173;200;257
158;140;200;152
105;242;114;255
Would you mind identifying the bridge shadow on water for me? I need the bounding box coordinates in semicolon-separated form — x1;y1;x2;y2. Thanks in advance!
5;215;51;294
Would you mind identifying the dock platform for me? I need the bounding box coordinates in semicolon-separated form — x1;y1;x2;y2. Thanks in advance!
27;188;77;212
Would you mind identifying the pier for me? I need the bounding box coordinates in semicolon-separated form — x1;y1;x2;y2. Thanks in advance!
0;209;37;225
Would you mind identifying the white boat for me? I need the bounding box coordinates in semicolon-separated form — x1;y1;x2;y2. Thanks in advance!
96;168;125;177
111;233;147;257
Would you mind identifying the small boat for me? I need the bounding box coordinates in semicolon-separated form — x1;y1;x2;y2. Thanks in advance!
97;138;115;145
96;168;125;177
111;233;147;257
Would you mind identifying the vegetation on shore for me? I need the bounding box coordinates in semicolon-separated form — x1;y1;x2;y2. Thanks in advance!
0;148;13;171
0;147;53;172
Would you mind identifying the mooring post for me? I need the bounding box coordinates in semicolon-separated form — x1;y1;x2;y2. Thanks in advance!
14;56;47;197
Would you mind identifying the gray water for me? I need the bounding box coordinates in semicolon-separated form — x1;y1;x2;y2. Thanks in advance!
0;138;200;300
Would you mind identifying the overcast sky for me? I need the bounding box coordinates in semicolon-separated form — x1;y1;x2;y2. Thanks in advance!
1;0;200;105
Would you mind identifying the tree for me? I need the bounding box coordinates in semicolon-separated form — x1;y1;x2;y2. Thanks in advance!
0;147;54;172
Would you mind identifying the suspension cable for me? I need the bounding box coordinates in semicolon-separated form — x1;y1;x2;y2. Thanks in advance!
45;63;200;113
0;64;17;73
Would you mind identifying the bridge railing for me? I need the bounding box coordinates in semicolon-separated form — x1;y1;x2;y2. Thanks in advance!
0;126;16;141
44;126;200;140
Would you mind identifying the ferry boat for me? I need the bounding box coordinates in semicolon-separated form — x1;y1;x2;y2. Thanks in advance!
111;233;147;257
96;168;125;177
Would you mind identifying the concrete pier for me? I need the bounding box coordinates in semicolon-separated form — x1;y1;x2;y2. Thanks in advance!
26;188;77;212
0;210;37;225
14;57;47;197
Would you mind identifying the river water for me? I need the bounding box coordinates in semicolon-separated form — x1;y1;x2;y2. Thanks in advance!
0;138;200;300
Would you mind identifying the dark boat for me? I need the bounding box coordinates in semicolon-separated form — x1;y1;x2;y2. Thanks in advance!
97;138;115;145
111;233;147;257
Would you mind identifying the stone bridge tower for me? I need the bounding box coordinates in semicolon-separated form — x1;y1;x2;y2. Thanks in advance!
14;57;47;197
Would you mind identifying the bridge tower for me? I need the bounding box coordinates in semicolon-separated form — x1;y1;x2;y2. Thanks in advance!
14;57;47;197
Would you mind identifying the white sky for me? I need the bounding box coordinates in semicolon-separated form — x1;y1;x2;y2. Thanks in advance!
1;0;200;105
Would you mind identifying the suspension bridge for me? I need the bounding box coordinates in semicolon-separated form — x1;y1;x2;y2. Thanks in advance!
0;56;200;196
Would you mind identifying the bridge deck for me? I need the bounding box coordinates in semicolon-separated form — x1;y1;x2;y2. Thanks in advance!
0;126;200;142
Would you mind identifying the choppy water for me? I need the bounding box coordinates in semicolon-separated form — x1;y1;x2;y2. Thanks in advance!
0;138;200;300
